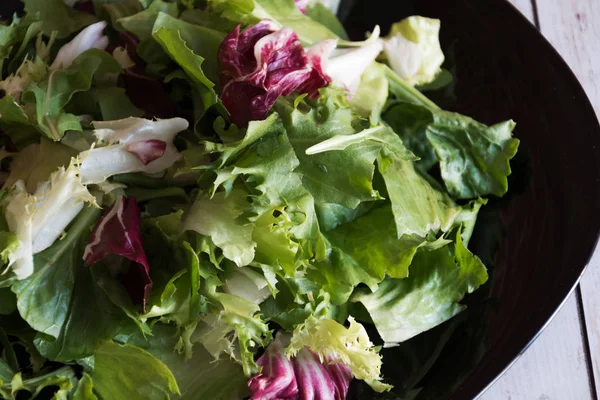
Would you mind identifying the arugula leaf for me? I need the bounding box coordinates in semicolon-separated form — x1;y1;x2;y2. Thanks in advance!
23;0;98;39
426;113;520;199
91;341;180;400
352;231;488;345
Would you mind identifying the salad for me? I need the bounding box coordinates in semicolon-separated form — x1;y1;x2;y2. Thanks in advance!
0;0;520;399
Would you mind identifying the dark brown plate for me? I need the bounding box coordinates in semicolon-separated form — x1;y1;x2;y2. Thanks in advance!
1;0;599;399
342;0;600;398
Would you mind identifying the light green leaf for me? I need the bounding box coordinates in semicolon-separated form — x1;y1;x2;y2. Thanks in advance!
118;323;249;400
153;27;219;121
349;62;389;119
116;0;179;39
23;0;98;39
0;95;41;150
22;49;122;141
305;2;348;39
287;316;392;392
277;94;382;209
352;232;488;345
426;113;520;199
91;341;180;400
377;154;459;238
183;189;256;267
152;12;225;84
383;16;445;86
72;373;97;400
93;87;144;120
0;366;78;400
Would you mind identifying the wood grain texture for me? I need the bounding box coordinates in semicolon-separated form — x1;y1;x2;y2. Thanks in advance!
481;295;593;400
535;0;600;395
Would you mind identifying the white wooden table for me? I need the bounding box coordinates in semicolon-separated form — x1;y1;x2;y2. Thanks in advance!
481;1;600;399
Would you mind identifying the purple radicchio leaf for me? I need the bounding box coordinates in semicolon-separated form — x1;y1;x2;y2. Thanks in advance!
218;20;331;127
249;334;353;400
83;196;152;312
294;0;310;13
126;139;167;165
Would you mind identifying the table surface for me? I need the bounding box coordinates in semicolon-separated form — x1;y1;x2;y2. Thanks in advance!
479;1;600;399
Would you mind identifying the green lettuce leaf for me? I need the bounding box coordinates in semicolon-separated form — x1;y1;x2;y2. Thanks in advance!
277;94;382;210
0;95;42;150
207;0;339;45
72;373;97;400
23;0;98;39
426;113;520;199
152;27;220;122
4;138;77;193
0;366;78;399
305;1;348;39
152;12;225;84
287;316;392;392
116;0;179;39
91;341;180;400
12;206;136;362
352;231;488;345
383;101;437;171
377;154;459;238
349;62;389;119
22;49;122;141
118;322;249;399
183;189;256;267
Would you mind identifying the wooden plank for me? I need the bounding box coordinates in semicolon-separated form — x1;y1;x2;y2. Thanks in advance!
481;295;593;400
508;0;534;22
583;245;600;395
535;0;600;396
480;1;596;399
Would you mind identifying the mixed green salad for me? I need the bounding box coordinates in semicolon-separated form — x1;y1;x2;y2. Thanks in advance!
0;0;520;399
